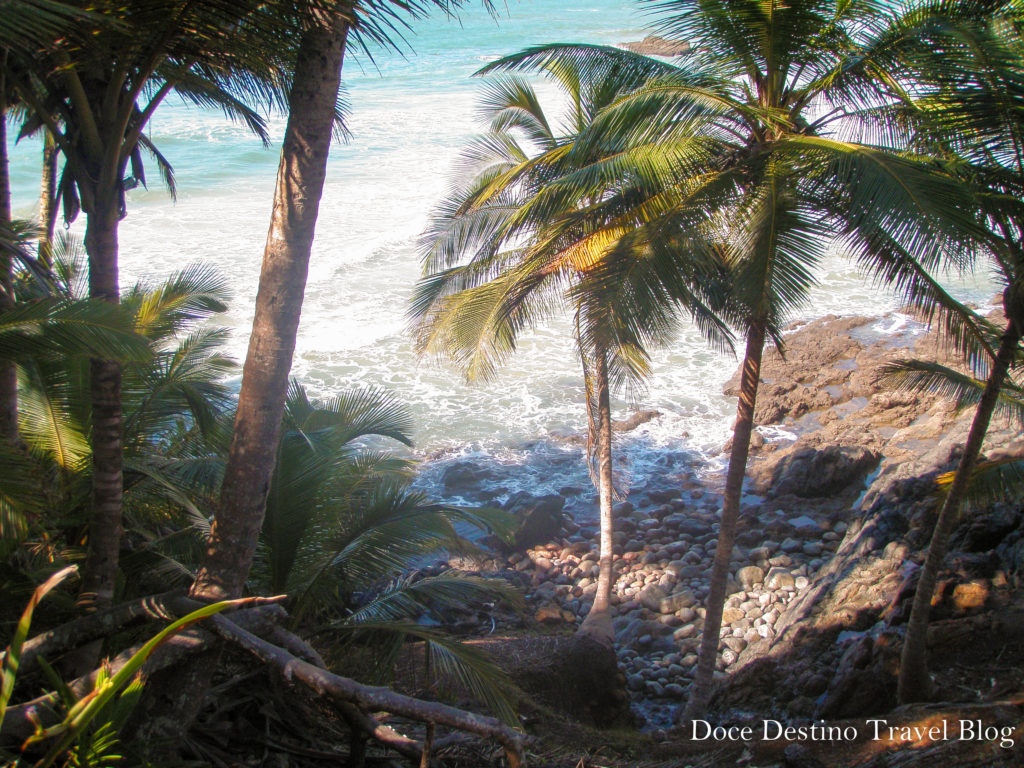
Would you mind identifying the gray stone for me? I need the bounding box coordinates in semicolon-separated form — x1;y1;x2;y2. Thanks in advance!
658;588;696;614
802;542;823;557
770;445;881;498
673;623;697;640
638;584;668;612
789;515;821;530
722;636;748;654
504;493;566;550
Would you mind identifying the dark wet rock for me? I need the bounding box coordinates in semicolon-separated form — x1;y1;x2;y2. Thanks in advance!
769;445;881;498
441;460;500;494
613;409;661;433
817;635;897;718
504;493;566;551
620;35;691;56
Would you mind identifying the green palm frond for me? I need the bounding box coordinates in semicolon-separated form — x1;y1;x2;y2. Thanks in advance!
122;264;230;341
937;457;1024;512
0;0;95;51
879;358;1024;424
123;328;236;442
17;362;90;472
0;444;47;551
336;617;518;725
345;572;523;626
0;298;150;362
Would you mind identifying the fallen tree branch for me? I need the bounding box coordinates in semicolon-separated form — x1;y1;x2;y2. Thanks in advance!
168;596;428;763
1;603;285;745
206;613;526;767
6;591;180;675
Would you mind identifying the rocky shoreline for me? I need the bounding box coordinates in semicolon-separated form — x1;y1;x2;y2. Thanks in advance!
418;309;1024;728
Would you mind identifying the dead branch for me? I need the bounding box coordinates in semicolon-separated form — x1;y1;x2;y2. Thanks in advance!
205;613;526;767
7;591;180;674
1;629;209;744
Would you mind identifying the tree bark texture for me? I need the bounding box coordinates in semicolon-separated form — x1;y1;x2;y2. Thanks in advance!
582;346;614;636
555;347;630;728
683;320;766;720
898;311;1022;703
38;130;59;267
79;198;124;612
191;9;351;603
0;105;19;442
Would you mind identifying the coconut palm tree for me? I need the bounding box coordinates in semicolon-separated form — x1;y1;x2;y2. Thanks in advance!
412;45;732;723
0;1;87;443
191;0;499;606
524;0;989;718
866;0;1024;703
4;0;293;621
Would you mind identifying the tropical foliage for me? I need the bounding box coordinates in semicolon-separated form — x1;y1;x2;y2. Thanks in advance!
413;46;733;675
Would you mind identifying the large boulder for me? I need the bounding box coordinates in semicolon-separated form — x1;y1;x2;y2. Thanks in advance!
504;493;565;551
441;460;500;495
769;445;880;498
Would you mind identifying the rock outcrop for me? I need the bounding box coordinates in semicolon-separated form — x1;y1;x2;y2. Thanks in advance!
620;35;691;56
424;309;1024;728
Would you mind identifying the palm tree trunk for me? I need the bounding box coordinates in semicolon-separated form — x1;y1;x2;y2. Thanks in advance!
683;319;766;721
897;314;1021;703
38;130;59;268
0;104;18;443
556;344;628;727
79;197;124;611
581;346;614;638
190;8;351;602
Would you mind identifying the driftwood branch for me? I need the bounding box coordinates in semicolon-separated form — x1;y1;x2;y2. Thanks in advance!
205;613;525;767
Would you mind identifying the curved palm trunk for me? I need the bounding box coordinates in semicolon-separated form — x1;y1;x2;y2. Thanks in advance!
0;104;18;443
191;9;351;602
683;319;766;721
898;313;1022;703
581;346;614;639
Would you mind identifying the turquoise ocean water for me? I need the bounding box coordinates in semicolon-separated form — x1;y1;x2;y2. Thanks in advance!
6;1;994;498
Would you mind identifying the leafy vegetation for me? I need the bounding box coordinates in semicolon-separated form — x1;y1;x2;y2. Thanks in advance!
2;0;1024;764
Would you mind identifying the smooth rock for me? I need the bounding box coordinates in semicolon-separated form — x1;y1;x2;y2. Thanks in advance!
737;565;766;588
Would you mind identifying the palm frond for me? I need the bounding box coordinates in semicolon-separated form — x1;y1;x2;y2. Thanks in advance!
879;358;1024;424
335;617;518;725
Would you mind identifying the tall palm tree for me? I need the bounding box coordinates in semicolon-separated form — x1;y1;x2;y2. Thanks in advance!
5;0;292;619
190;0;497;605
412;45;731;723
542;0;988;718
876;0;1024;703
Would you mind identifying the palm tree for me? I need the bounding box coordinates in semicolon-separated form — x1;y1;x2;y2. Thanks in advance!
190;0;498;605
0;1;87;443
3;250;233;568
546;0;988;718
875;0;1024;703
412;45;731;723
4;0;292;620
